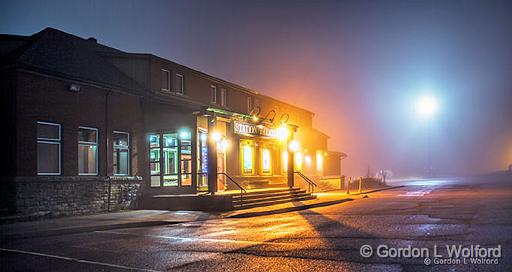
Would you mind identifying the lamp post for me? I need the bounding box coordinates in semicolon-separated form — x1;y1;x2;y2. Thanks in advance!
415;94;438;178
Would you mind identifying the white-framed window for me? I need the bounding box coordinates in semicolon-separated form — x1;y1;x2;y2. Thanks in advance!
161;69;170;92
210;85;217;104
220;88;227;107
175;73;184;95
113;131;130;175
37;121;61;175
247;96;253;112
78;126;98;175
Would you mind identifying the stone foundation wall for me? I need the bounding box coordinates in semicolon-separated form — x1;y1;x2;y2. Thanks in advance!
12;176;142;217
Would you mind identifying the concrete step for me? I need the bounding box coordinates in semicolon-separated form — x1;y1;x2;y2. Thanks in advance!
232;191;311;206
231;188;304;201
227;187;300;197
234;195;317;210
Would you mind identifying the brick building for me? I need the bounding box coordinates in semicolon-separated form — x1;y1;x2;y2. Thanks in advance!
0;28;345;216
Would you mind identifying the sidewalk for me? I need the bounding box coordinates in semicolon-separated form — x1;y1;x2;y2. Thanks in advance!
0;210;217;240
1;186;403;240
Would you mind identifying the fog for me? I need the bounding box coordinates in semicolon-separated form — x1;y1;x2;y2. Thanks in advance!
2;0;511;177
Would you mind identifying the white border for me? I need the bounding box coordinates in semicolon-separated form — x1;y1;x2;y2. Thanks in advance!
175;73;184;95
37;121;61;175
210;85;217;104
161;69;171;92
113;131;130;176
78;126;99;175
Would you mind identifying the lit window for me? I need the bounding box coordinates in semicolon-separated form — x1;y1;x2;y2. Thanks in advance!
37;121;61;175
180;130;192;186
113;132;129;175
242;142;254;175
282;151;288;173
316;151;324;173
176;73;184;95
78;127;98;175
210;85;217;104
262;148;271;174
295;152;303;171
161;69;170;92
149;130;192;187
305;155;312;168
163;133;179;186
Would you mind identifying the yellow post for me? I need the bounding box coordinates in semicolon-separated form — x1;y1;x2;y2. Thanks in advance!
346;176;351;194
358;177;363;194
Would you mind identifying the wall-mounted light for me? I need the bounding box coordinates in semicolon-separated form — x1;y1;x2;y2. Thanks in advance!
276;125;289;141
289;140;300;152
278;113;289;124
67;83;80;93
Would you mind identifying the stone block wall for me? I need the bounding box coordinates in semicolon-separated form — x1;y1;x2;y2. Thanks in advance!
12;176;142;217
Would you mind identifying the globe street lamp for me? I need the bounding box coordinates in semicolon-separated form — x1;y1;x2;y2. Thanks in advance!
415;94;438;177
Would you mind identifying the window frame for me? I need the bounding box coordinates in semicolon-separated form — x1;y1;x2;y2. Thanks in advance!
161;69;171;92
175;73;184;95
148;130;193;188
37;121;62;176
78;126;99;176
247;96;253;112
113;131;130;176
220;88;226;107
210;85;217;104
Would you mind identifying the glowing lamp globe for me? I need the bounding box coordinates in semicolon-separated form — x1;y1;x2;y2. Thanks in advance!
415;95;438;119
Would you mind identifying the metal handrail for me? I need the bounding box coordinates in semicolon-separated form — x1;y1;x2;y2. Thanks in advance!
294;171;318;193
217;172;246;207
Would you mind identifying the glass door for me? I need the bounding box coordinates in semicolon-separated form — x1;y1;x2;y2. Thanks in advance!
148;130;192;189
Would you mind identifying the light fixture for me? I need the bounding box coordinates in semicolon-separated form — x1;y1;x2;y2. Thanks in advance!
276;125;289;141
289;140;299;152
415;94;438;119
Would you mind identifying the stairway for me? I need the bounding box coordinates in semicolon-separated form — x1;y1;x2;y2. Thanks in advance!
231;187;316;210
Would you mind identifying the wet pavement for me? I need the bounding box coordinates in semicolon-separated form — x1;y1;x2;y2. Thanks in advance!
1;175;511;271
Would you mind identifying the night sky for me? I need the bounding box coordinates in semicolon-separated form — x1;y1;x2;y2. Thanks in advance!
2;0;511;177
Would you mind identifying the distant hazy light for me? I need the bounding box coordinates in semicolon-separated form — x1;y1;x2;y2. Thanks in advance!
415;95;438;119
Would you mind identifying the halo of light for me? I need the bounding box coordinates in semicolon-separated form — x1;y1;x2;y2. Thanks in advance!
415;95;438;119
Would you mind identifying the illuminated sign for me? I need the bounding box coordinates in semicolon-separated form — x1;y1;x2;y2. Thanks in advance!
234;121;277;138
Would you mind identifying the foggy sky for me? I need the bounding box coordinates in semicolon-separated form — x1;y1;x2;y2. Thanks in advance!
2;0;511;177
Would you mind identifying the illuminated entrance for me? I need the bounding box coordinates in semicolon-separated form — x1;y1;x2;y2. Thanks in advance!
149;130;192;188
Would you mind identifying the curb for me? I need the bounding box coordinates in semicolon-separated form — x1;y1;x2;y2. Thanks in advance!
1;220;176;241
352;185;405;195
226;198;354;218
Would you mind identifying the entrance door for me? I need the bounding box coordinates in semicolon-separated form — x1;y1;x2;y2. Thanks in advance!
217;151;226;191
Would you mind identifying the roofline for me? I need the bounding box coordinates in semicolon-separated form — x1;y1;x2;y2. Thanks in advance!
10;66;143;98
99;52;314;115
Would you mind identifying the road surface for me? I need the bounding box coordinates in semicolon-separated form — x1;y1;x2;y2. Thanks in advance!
2;175;511;271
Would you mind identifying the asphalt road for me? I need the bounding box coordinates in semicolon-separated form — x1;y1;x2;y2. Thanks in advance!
2;175;512;271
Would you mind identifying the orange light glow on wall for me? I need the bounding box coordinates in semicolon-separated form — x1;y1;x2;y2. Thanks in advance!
295;152;303;171
316;150;323;173
282;151;288;173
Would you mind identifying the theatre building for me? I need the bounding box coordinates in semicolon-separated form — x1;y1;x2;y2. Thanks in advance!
0;28;345;216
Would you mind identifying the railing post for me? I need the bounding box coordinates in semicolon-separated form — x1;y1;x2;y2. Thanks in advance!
346;176;351;194
358;177;363;194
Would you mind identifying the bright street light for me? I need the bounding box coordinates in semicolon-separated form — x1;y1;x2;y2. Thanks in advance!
415;94;438;119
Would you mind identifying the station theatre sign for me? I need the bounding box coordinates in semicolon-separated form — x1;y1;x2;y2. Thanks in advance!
234;121;277;138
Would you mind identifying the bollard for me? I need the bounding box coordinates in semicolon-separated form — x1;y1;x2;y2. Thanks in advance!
346;176;351;194
358;176;363;194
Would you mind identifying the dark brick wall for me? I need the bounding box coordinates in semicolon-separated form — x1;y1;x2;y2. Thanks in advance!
15;70;145;177
13;176;141;217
